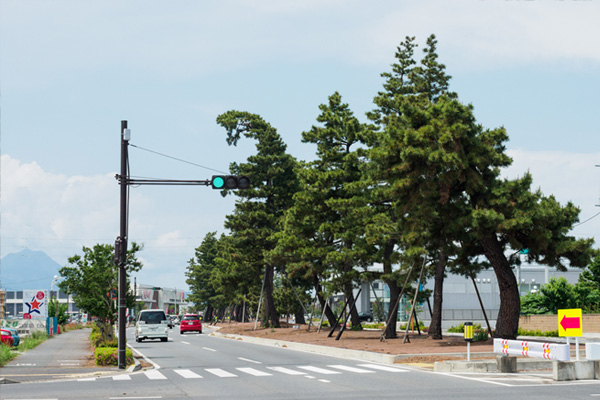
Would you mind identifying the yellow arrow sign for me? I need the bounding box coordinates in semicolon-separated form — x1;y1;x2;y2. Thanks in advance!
558;308;582;337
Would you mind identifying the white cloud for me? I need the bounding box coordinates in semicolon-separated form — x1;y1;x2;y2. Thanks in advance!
0;155;232;290
0;155;118;259
2;0;598;91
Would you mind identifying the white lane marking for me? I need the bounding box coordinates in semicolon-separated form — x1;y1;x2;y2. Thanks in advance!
236;367;272;376
145;370;168;380
202;347;217;352
109;397;163;399
181;341;190;345
267;367;307;375
358;364;408;372
238;357;261;364
205;368;237;378
318;379;331;383
127;345;161;369
297;366;341;375
328;365;375;373
304;375;316;379
113;374;132;381
60;363;79;366
174;369;203;379
78;378;96;381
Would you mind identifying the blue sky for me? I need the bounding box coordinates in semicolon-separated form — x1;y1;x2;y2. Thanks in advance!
1;0;599;291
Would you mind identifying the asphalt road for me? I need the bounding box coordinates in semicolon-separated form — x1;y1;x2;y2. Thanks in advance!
2;326;600;399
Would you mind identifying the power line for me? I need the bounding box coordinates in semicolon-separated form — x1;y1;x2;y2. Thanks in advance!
573;211;600;227
129;143;228;174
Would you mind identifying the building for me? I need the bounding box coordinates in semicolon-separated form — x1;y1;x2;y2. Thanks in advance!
134;284;188;316
2;289;80;320
355;264;583;329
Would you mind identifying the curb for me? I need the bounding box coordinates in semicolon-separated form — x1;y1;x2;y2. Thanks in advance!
127;357;142;373
210;331;496;365
211;331;398;364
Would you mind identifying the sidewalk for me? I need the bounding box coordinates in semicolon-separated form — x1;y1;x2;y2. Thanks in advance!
0;328;127;384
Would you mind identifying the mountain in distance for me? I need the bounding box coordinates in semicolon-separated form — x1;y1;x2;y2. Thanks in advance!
1;248;63;290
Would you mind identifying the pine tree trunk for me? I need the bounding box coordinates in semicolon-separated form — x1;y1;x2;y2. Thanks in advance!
294;311;305;324
428;246;446;340
382;240;398;339
384;280;400;339
263;264;280;328
479;232;520;339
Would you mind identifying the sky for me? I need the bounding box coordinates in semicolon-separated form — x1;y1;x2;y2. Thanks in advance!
1;0;599;292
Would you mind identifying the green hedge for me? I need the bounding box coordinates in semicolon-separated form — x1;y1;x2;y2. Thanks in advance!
517;328;559;337
94;347;134;366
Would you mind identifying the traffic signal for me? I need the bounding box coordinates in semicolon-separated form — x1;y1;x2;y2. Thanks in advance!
211;175;250;190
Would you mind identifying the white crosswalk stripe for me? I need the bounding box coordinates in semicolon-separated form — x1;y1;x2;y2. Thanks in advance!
145;370;168;380
357;364;408;372
328;365;375;373
236;367;273;376
205;368;237;378
297;366;341;375
174;369;203;379
266;366;307;375
85;363;410;383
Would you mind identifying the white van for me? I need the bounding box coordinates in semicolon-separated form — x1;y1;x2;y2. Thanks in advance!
135;309;169;342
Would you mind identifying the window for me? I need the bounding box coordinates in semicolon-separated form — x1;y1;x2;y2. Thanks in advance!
138;311;166;324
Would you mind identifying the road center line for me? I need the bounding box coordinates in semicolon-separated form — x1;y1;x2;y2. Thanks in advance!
238;357;261;364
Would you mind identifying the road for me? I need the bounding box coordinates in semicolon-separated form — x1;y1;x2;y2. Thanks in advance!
2;326;600;399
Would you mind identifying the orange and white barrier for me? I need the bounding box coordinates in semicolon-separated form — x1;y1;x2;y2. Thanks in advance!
493;338;570;361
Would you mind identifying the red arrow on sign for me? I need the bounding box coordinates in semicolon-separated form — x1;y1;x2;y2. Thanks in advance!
560;314;581;330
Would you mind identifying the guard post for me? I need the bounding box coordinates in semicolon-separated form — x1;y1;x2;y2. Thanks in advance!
464;322;473;361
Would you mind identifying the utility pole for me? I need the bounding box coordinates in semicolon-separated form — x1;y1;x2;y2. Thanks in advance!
117;120;129;369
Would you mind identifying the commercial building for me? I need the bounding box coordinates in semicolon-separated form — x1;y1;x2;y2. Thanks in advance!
355;264;583;329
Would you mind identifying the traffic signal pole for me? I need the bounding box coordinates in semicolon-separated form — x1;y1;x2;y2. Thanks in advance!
117;120;129;369
115;121;251;369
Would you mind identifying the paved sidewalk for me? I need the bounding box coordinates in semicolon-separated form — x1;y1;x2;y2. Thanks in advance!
0;328;126;384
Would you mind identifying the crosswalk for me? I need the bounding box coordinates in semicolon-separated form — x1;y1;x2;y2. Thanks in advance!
80;363;407;383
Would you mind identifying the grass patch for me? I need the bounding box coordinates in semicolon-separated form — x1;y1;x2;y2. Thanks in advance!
0;343;16;366
20;330;49;351
0;330;49;367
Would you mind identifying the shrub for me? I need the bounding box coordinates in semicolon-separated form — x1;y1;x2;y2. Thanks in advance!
94;347;134;366
517;328;559;337
96;339;119;348
448;322;482;333
473;329;488;342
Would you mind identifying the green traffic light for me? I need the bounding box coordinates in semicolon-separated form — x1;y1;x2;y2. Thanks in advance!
212;176;225;189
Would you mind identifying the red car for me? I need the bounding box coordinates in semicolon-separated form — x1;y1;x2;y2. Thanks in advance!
1;329;14;346
180;314;202;334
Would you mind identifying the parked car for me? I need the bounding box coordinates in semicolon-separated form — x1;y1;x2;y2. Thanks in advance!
180;314;202;334
135;309;169;342
1;329;14;347
6;328;20;346
358;312;373;322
